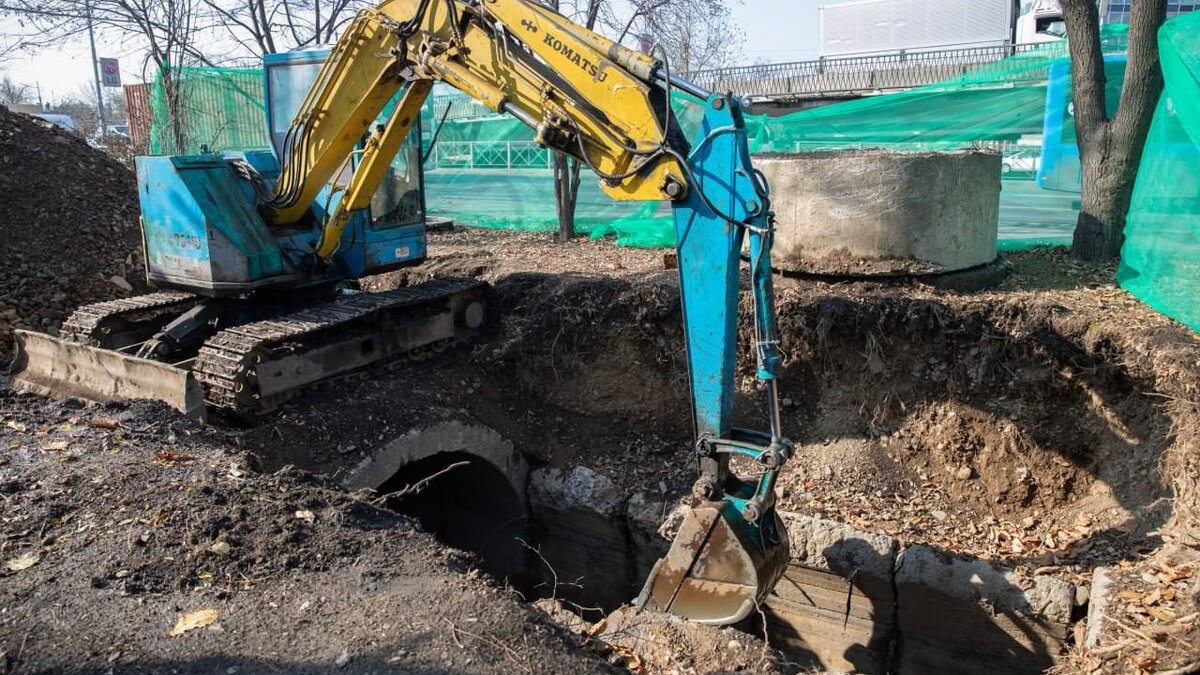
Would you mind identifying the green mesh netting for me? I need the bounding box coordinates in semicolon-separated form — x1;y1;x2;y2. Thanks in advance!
1117;12;1200;332
150;67;270;155
417;25;1134;249
143;18;1198;329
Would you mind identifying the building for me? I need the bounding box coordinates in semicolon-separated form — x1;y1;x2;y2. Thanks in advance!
1099;1;1198;24
817;0;1019;57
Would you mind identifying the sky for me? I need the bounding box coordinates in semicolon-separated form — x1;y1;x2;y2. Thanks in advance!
733;0;828;64
0;0;833;105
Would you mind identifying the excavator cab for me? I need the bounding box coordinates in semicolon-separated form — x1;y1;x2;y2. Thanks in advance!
264;49;432;278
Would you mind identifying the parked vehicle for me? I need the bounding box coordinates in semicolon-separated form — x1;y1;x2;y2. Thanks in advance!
1002;149;1041;176
32;113;77;132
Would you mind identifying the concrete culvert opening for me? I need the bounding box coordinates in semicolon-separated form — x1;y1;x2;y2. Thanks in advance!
380;451;528;582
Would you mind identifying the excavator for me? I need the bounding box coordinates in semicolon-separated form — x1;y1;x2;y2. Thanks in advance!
11;0;792;625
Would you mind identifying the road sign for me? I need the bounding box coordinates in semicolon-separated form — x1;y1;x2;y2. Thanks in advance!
99;58;121;87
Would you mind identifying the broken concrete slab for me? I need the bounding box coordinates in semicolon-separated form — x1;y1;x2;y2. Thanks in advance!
529;466;624;518
764;514;899;674
781;513;898;592
895;544;1074;675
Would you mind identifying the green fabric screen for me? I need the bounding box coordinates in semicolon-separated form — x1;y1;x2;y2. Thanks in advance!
150;67;270;155
1118;12;1200;332
145;17;1197;330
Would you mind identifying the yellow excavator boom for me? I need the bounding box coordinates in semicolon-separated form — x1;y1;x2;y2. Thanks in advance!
269;0;690;257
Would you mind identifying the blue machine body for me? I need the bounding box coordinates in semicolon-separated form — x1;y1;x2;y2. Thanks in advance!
138;48;428;296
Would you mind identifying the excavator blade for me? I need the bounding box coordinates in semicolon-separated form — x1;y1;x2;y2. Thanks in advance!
637;502;789;625
10;330;206;421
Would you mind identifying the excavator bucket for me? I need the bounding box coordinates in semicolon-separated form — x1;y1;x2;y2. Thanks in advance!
637;502;789;625
10;330;206;421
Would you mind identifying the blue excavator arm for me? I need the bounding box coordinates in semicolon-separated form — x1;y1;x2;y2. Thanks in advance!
636;90;792;624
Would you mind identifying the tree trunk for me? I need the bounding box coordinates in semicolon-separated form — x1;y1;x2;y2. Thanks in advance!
553;151;582;242
547;0;599;243
1060;0;1166;261
159;67;189;155
1073;125;1138;259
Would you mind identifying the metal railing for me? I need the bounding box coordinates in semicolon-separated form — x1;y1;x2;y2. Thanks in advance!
428;42;1059;119
686;42;1056;101
429;140;553;170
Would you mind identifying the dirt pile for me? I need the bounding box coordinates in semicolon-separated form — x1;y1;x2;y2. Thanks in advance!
535;601;785;674
0;108;146;361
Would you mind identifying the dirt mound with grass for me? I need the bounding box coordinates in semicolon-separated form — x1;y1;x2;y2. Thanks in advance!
0;108;146;362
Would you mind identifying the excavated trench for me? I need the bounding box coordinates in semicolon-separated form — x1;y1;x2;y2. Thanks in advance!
247;274;1199;674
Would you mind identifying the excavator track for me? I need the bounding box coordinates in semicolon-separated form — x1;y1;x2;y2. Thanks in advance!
194;277;486;415
60;291;200;348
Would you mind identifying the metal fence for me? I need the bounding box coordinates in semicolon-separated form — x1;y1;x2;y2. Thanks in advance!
687;42;1053;101
426;42;1055;118
428;140;553;170
123;83;152;154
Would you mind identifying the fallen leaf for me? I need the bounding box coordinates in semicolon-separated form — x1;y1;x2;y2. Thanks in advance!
1118;590;1145;603
39;440;70;452
210;541;232;556
5;552;40;572
1161;566;1193;583
5;421;27;432
167;609;219;637
1146;606;1175;622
